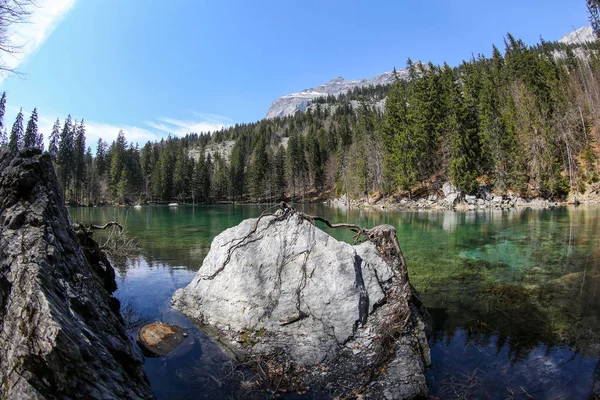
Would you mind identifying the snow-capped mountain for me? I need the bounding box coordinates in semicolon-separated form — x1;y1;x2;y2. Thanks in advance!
265;70;408;119
559;26;595;45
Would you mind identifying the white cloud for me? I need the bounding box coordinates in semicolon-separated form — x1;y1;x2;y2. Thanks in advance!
4;105;234;152
145;113;234;136
0;0;76;84
20;113;161;151
85;121;162;148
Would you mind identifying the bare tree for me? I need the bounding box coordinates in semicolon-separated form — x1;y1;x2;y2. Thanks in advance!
0;0;34;74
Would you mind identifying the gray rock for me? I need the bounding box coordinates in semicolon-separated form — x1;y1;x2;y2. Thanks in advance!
444;193;459;207
172;207;430;398
492;195;504;204
0;149;153;400
465;195;477;205
442;182;457;197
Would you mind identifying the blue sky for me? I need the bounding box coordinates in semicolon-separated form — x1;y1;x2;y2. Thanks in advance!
0;0;591;149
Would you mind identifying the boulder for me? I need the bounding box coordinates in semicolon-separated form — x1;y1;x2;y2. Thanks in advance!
492;195;504;204
172;205;431;398
464;195;477;205
0;150;153;399
442;182;457;198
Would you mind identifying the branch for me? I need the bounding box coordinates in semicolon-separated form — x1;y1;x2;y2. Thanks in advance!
88;221;123;233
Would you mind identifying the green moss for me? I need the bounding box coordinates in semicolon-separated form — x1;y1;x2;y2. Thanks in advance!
239;328;267;346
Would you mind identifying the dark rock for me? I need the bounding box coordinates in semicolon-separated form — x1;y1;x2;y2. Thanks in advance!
0;150;154;399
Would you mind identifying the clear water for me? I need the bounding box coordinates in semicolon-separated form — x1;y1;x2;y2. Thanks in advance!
69;204;600;399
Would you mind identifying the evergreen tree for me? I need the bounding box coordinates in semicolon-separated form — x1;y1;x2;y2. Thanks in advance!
272;145;286;199
444;64;480;194
36;132;44;151
0;92;6;131
0;92;6;149
56;115;74;198
588;0;600;37
95;139;108;176
8;108;24;155
249;135;269;199
23;107;38;149
382;69;407;193
173;144;189;201
73;121;87;202
48;119;60;159
109;130;128;200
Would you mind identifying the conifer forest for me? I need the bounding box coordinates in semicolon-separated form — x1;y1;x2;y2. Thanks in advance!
1;25;600;206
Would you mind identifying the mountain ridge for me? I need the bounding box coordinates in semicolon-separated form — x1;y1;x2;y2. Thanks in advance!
265;70;408;119
265;26;596;120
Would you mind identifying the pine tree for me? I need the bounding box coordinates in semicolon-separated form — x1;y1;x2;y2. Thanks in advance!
249;135;269;199
8;108;24;155
0;128;7;149
73;120;87;203
173;144;189;201
109;130;128;198
588;0;600;37
23;108;39;149
273;145;286;199
48;119;60;159
36;132;44;151
382;69;407;194
444;64;480;194
95;139;108;177
0;92;6;149
84;147;93;204
57;115;74;198
0;92;6;131
393;60;431;198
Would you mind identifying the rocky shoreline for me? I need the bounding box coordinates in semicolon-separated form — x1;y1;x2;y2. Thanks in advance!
327;182;600;211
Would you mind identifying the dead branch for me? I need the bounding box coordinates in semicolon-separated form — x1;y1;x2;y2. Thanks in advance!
88;221;123;233
204;203;290;280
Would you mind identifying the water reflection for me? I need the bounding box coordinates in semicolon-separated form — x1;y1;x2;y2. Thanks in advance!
69;204;600;399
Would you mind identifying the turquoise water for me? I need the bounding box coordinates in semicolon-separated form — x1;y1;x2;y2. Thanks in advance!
69;204;600;399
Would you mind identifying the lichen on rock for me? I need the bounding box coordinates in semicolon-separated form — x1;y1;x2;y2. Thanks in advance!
172;204;431;398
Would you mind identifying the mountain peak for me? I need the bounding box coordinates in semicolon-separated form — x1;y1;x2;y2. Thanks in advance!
266;70;407;119
559;26;595;45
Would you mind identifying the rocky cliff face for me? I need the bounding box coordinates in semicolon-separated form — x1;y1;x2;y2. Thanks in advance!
172;205;431;398
559;26;595;45
0;149;153;399
265;70;408;119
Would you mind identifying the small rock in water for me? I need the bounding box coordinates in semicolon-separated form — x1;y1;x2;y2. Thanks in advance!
137;322;186;357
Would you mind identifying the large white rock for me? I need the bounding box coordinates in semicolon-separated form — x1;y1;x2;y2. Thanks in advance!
173;212;393;364
172;208;431;398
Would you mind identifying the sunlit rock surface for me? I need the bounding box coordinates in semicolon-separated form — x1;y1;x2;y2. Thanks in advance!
173;207;431;398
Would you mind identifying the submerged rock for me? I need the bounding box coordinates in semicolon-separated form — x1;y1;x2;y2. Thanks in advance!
172;205;431;398
137;322;187;357
0;150;153;399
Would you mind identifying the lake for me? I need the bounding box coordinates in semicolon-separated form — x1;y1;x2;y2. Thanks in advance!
69;204;600;399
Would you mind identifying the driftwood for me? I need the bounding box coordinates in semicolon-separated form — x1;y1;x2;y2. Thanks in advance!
73;220;137;263
88;221;124;233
